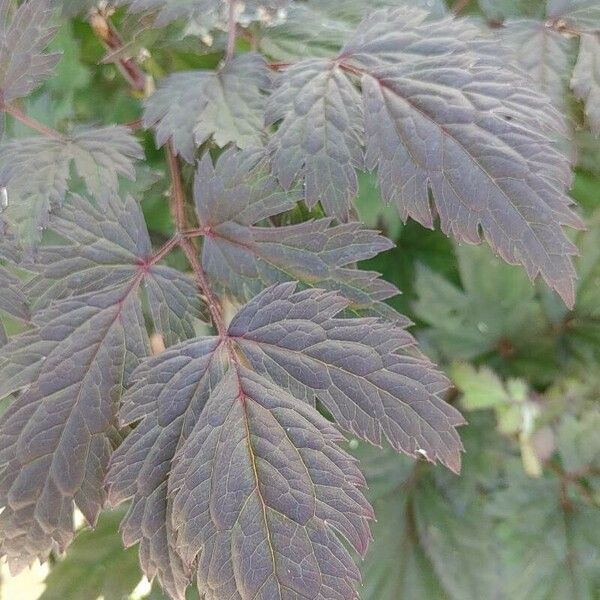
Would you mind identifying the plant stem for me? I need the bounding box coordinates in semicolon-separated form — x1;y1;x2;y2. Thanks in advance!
89;10;147;94
2;104;63;141
180;237;227;336
226;0;238;61
164;143;227;336
165;143;187;232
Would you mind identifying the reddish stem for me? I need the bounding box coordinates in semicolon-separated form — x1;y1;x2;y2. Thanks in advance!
180;237;227;336
269;62;291;71
164;143;227;336
89;11;147;94
165;143;186;232
2;104;63;141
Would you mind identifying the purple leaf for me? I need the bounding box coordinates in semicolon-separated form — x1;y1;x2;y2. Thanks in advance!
195;149;402;322
229;282;465;472
267;8;583;306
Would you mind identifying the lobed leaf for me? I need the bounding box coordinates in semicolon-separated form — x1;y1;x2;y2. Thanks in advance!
108;281;464;598
0;285;148;571
490;471;600;599
358;419;505;600
0;126;144;249
571;33;600;134
170;367;370;600
413;244;546;362
229;282;465;472
266;60;364;220
195;150;402;321
144;54;269;162
107;338;226;599
0;192;201;570
0;0;60;137
268;8;583;305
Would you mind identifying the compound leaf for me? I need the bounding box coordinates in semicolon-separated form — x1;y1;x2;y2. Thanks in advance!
144;54;269;162
0;192;200;570
572;33;600;134
170;367;370;600
25;193;202;344
107;338;226;599
0;0;60;137
269;8;582;305
229;282;465;472
40;509;143;600
195;150;401;321
0;126;144;249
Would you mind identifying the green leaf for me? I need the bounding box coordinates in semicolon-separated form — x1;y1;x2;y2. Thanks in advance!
491;470;600;600
40;509;143;600
557;410;600;473
413;244;546;363
358;418;506;600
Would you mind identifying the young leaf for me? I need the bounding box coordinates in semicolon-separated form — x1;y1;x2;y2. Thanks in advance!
0;126;144;248
0;0;60;137
107;338;226;599
40;509;143;600
268;8;583;305
571;33;600;134
229;283;465;472
195;150;401;321
144;54;269;162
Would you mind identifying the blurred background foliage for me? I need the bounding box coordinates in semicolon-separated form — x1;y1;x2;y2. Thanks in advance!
2;0;600;598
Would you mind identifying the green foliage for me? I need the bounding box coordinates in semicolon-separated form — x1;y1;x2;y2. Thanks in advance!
40;510;142;600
